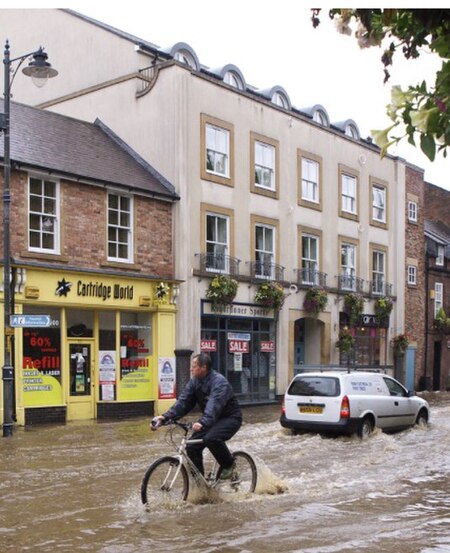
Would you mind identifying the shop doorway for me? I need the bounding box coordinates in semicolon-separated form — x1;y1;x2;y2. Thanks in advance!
67;341;95;420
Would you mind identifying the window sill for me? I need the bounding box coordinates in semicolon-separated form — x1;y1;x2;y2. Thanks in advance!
20;250;69;263
100;260;141;271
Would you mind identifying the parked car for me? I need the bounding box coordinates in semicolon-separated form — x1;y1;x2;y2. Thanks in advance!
280;370;430;438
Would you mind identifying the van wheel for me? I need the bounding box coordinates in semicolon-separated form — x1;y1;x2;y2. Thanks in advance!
415;409;428;427
358;416;374;439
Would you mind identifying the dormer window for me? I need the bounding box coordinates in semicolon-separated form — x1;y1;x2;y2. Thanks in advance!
345;124;359;139
313;110;327;126
174;49;196;69
272;92;289;109
224;71;244;90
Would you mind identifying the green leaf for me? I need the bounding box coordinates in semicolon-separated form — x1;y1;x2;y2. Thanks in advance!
420;133;436;161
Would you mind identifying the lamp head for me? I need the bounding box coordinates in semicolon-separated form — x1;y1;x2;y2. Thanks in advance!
22;47;58;88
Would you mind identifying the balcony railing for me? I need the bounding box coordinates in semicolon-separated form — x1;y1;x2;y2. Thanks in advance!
370;278;393;297
249;260;285;282
197;253;240;277
336;274;365;293
296;268;327;288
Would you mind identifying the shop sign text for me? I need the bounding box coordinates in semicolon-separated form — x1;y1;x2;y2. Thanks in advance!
228;340;249;353
201;339;217;352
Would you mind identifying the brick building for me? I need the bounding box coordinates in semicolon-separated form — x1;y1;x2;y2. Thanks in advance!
1;101;179;425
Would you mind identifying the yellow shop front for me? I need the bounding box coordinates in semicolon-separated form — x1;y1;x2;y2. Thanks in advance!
2;267;178;426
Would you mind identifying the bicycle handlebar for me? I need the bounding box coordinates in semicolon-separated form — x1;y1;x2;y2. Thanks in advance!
151;417;192;433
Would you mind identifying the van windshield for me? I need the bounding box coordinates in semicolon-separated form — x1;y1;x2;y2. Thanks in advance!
288;376;340;397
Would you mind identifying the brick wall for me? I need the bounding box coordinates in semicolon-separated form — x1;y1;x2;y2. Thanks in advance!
424;181;450;225
404;165;426;387
4;170;174;278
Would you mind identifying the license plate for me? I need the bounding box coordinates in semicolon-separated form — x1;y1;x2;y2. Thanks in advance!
299;405;324;414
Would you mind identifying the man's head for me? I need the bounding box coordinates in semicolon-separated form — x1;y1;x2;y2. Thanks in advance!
190;353;212;379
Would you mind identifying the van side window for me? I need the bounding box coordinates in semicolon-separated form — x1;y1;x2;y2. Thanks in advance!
383;377;406;397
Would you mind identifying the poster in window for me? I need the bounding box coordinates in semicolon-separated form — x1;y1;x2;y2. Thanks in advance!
158;357;176;399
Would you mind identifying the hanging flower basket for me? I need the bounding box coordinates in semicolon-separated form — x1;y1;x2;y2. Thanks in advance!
391;333;409;356
374;296;393;325
303;287;328;315
205;275;238;309
433;308;450;334
336;327;355;353
343;293;364;326
254;282;285;311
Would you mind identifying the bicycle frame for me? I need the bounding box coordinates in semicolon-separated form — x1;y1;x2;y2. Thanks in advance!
165;422;221;490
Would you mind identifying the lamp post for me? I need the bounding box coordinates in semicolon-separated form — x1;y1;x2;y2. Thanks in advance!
1;40;58;437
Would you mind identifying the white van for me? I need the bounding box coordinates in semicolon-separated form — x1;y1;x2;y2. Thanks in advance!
280;370;430;438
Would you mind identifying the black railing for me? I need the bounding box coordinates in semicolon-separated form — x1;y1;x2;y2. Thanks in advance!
197;253;240;277
296;268;327;288
336;274;365;293
370;278;393;297
249;261;284;282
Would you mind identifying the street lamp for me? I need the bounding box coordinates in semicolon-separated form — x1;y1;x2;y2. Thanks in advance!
1;40;58;437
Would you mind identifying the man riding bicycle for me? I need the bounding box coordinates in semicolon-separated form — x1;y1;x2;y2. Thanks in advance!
152;352;242;480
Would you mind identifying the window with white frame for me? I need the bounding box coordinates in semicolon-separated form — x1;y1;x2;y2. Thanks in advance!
434;282;443;318
341;242;356;289
408;201;418;222
206;123;230;177
254;141;275;190
255;224;275;278
313;110;327;126
107;193;133;262
302;234;319;284
436;244;444;266
372;250;386;295
28;176;60;253
206;213;229;272
224;71;243;90
272;92;288;109
302;158;319;203
372;185;386;223
408;265;417;285
341;173;357;214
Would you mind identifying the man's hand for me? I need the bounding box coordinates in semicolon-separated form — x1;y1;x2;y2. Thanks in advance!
192;422;203;432
150;415;165;431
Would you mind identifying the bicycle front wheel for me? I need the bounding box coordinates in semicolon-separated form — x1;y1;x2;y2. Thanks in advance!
218;451;257;494
141;456;189;504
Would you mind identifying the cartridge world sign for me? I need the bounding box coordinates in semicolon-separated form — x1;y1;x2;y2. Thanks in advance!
44;274;151;307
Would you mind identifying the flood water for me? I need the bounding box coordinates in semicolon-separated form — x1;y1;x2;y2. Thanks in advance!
1;394;450;553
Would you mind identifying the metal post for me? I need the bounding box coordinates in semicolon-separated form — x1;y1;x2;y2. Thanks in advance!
2;40;13;437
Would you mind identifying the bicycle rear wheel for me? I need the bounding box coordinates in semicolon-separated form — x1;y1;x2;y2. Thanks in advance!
218;451;257;494
141;455;189;504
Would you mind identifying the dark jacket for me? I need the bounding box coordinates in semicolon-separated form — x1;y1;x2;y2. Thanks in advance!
164;370;242;429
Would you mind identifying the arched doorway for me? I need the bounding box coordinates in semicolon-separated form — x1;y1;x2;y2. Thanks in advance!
293;317;324;371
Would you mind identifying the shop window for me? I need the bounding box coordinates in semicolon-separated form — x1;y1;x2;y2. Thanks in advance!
119;312;153;401
22;307;62;402
66;309;94;337
99;311;117;401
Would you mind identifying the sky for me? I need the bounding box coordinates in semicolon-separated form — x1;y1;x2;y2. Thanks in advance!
4;2;449;190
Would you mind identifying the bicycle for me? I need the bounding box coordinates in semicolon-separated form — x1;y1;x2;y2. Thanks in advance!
141;419;257;504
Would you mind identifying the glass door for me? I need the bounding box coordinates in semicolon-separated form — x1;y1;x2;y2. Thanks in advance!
67;341;94;420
